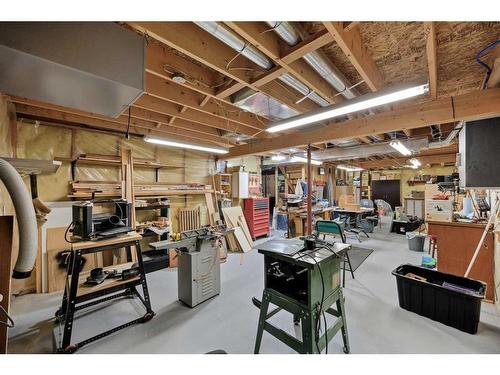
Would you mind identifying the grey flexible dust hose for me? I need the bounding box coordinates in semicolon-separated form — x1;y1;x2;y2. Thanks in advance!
0;158;38;279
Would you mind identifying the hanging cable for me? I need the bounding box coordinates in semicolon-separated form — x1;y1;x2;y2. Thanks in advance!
0;304;14;328
476;40;500;87
125;107;131;140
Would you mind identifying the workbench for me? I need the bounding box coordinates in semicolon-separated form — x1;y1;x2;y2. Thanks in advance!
287;207;333;237
253;238;351;354
427;221;494;301
54;232;154;353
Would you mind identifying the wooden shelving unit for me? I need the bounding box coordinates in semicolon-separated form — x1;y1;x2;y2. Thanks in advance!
214;173;232;197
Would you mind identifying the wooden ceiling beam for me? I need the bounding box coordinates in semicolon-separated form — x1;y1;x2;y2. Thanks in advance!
134;94;256;136
15;103;232;148
225;88;500;157
424;22;438;100
323;21;384;91
358;153;456;169
129;22;317;113
224;22;339;104
128;106;237;142
280;29;334;64
145;73;270;134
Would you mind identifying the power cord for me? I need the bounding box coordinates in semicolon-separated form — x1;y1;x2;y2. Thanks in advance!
303;252;326;354
0;304;14;328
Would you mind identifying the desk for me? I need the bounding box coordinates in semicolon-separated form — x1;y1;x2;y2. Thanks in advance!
54;232;154;353
287;207;333;237
427;221;494;301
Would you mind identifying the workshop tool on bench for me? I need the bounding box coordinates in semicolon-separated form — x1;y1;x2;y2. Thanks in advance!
252;235;351;354
149;225;233;307
84;266;140;285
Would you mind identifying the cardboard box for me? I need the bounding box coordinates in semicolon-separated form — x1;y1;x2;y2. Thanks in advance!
425;199;453;222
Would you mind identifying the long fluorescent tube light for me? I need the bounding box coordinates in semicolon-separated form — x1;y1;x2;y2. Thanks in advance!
337;165;364;172
291;156;322;165
409;158;422;167
144;137;228;154
271;155;287;161
389;140;412;156
266;82;429;133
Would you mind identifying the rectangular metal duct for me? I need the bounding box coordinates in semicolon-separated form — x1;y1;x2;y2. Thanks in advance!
311;138;429;161
0;22;144;118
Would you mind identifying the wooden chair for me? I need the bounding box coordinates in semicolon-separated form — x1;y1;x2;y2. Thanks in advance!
315;220;355;287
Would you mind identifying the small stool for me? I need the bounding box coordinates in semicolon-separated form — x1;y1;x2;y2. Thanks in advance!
428;235;438;258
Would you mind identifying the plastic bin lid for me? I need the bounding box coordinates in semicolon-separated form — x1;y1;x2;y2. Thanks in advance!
406;231;426;239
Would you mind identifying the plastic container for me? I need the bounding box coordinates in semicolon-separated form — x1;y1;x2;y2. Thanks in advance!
392;264;486;334
406;232;426;252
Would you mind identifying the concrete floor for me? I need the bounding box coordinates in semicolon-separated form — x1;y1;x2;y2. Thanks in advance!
8;221;500;354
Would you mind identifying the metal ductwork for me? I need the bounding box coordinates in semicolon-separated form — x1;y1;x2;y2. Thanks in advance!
195;22;330;107
266;22;357;99
311;138;430;161
428;121;463;149
0;22;145;118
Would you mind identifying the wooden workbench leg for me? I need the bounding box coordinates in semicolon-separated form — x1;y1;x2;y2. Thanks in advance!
254;291;270;354
337;289;350;354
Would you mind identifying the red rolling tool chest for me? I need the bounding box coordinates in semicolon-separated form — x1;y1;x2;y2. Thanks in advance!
243;197;270;240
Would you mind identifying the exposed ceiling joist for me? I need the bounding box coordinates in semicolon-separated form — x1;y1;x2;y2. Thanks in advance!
424;22;438;100
15;103;232;147
358;153;456;169
129;22;318;113
128;106;236;142
224;22;339;103
134;94;255;136
322;21;384;91
280;28;334;64
145;73;269;134
225;88;500;157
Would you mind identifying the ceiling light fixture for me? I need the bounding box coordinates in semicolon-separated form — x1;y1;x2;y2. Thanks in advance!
291;156;322;165
266;82;429;133
409;158;422;168
337;165;364;172
144;137;228;154
389;140;412;156
271;155;287;161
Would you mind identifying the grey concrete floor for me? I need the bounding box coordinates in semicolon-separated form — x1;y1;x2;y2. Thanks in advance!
8;221;500;354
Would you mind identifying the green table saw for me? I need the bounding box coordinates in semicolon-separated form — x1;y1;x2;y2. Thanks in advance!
253;236;351;354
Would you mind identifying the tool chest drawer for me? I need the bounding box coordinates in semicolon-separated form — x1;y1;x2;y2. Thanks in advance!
244;197;270;240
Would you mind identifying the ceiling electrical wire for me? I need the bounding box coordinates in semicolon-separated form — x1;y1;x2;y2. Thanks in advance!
125;107;131;140
476;40;500;87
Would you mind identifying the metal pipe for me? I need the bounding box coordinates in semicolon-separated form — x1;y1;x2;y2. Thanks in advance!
266;21;357;99
428;121;463;148
195;22;329;107
306;145;312;235
0;158;38;279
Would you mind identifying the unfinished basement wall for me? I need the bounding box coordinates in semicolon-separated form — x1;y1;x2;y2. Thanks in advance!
0;106;220;293
371;165;456;201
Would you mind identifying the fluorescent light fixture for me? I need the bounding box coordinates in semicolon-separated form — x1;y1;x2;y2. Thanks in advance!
266;82;429;133
271;155;287;161
409;158;422;167
144;137;228;154
291;156;322;165
389;140;412;156
337;165;364;172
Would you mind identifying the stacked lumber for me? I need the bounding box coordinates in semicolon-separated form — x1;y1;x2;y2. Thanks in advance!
69;181;213;198
222;207;254;253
